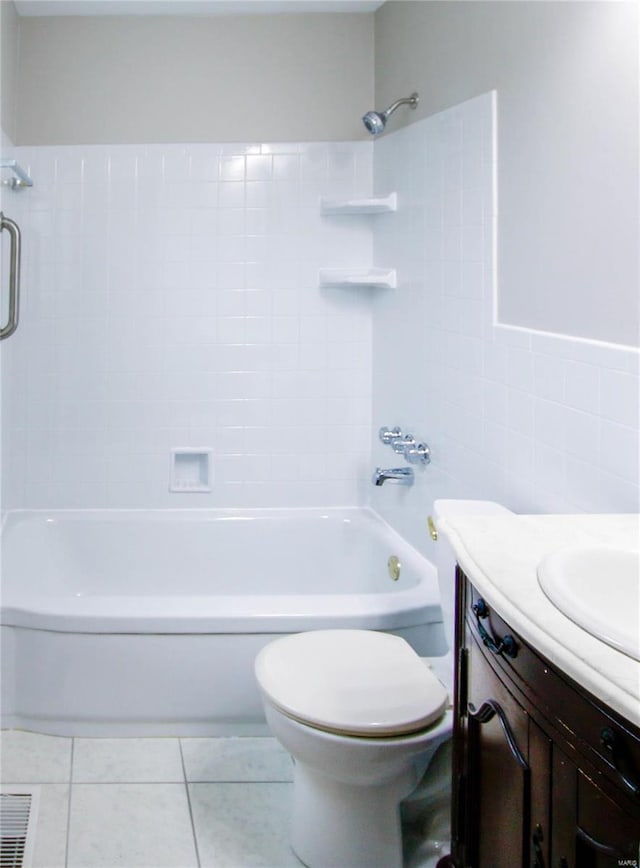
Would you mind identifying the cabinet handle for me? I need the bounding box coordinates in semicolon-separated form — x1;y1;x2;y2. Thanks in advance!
468;699;528;771
600;727;640;798
472;598;519;659
532;823;546;868
576;826;625;858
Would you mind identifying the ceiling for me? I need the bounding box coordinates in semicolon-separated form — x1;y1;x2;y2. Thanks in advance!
14;0;384;15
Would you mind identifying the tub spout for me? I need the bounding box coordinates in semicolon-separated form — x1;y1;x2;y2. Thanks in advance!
372;467;414;487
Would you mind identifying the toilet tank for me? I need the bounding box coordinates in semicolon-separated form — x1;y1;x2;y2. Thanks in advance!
432;500;513;652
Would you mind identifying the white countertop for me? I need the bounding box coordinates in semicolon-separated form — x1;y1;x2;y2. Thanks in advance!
437;513;640;727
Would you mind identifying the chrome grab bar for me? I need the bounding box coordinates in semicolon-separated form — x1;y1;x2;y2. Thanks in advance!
0;212;21;340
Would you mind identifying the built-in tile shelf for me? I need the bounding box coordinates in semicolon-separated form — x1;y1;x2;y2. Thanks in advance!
169;448;212;492
319;194;397;290
320;193;397;215
319;268;397;289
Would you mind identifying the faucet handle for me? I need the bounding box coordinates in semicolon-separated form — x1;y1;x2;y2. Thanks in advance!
404;442;431;465
378;426;403;446
392;434;415;454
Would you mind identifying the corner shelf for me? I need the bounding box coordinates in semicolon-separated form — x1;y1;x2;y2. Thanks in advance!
319;192;398;290
320;193;397;215
319;268;397;290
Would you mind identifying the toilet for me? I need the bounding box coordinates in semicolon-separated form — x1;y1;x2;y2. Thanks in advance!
254;500;511;868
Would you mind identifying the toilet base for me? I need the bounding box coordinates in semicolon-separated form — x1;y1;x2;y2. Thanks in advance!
290;760;413;868
260;696;452;868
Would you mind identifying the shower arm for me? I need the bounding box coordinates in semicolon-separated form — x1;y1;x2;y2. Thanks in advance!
383;93;419;119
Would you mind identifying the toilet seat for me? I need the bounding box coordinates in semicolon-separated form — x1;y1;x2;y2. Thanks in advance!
255;629;448;738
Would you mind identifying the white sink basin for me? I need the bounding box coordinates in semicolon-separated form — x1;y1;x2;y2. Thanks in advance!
537;545;640;661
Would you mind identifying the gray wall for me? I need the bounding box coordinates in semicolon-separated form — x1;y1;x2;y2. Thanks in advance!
5;2;638;345
14;13;373;143
375;1;639;347
1;0;19;141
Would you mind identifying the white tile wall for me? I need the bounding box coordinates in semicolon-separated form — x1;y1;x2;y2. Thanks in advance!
370;93;640;556
2;142;374;508
2;109;638;523
0;129;16;521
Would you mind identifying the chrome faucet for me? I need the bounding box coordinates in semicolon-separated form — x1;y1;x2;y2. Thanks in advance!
372;467;414;487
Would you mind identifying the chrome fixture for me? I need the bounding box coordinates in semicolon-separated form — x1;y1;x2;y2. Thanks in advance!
362;93;419;137
372;467;414;487
0;213;22;341
0;160;33;190
378;426;404;446
404;442;431;466
379;425;431;466
392;434;416;454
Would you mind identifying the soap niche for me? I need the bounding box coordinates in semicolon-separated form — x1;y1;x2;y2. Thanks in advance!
170;449;212;493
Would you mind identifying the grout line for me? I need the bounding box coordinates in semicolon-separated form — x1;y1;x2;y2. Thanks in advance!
69;779;195;785
64;738;74;868
189;778;293;786
179;739;202;868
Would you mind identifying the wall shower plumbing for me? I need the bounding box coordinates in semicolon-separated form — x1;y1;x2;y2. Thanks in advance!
378;426;431;466
373;426;430;486
362;93;419;137
372;467;414;487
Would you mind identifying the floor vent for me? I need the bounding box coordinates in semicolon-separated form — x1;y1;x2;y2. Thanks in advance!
0;788;40;868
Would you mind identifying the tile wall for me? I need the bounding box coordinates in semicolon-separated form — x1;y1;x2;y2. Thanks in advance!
0;129;15;518
2;103;638;527
2;141;374;508
370;93;640;556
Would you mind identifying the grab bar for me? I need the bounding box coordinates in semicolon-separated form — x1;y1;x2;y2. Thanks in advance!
0;212;21;340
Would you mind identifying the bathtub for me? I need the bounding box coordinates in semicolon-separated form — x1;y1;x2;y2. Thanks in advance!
0;508;446;736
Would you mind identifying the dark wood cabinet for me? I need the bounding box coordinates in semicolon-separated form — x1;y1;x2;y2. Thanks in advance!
447;567;640;868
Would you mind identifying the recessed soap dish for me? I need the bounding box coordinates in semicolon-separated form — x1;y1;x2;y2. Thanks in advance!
170;449;212;493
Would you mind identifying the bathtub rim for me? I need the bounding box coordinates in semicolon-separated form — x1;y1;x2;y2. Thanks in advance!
1;506;443;635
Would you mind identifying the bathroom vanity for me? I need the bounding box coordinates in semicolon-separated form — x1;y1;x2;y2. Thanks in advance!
436;513;640;868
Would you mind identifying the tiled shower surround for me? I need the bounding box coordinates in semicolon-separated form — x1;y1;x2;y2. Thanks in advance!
370;93;639;554
2;141;374;508
2;93;638;527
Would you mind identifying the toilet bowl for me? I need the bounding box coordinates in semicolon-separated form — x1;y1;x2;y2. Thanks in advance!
254;500;512;868
255;629;452;868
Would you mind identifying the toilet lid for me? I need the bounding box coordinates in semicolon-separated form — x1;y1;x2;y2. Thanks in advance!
254;630;449;737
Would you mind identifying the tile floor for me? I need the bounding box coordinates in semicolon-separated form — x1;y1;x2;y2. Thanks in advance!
1;730;437;867
0;730;299;868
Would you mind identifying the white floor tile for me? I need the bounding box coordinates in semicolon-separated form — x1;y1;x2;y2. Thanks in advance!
73;737;184;783
31;784;70;868
0;731;72;783
181;736;293;782
67;783;198;868
190;782;301;867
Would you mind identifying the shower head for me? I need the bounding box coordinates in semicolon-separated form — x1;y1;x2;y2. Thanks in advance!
362;92;419;137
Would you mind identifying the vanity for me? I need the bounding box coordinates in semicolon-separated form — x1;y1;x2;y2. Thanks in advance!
436;513;640;867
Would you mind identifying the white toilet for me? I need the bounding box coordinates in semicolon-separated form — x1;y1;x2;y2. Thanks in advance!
254;500;510;868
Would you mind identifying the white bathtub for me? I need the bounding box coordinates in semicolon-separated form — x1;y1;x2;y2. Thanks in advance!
1;508;446;736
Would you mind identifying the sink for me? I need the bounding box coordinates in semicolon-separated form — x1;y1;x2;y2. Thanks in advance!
537;545;640;661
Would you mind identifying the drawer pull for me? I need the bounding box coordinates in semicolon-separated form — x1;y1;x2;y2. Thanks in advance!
600;727;640;798
532;823;546;868
472;598;518;659
468;699;528;769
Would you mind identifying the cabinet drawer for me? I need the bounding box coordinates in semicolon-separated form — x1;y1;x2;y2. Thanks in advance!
577;770;640;860
463;617;531;868
465;579;640;802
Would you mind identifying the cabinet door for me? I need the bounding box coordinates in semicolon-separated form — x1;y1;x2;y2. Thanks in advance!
529;720;552;868
575;771;640;867
552;746;640;867
551;745;576;867
466;632;531;868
